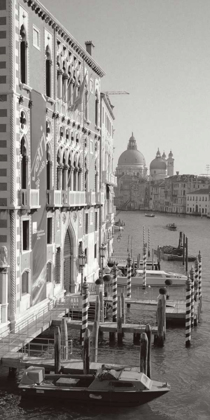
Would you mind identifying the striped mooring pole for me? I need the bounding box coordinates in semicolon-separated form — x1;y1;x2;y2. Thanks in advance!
127;254;132;300
198;251;202;312
82;279;89;347
185;275;192;347
190;266;195;328
112;264;117;322
143;226;145;251
142;246;147;290
194;258;199;303
148;228;150;258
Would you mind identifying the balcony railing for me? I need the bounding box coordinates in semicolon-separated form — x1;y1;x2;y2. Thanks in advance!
19;189;40;209
86;192;96;206
68;191;86;207
95;191;104;205
47;190;62;207
102;171;117;187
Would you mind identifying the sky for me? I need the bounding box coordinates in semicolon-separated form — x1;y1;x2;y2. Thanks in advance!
42;0;210;175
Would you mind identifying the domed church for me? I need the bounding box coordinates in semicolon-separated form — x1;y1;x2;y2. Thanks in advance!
116;133;148;179
150;149;174;180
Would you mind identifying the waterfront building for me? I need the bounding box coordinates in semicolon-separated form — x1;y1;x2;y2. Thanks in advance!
186;188;210;216
100;93;117;259
164;174;210;214
0;0;116;329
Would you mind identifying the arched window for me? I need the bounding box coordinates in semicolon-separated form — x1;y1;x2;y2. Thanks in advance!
57;148;63;190
95;91;99;126
45;46;52;97
20;137;27;189
20;25;27;84
95;161;98;192
46;143;52;190
22;271;29;295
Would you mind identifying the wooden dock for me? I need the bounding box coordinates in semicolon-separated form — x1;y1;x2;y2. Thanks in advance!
52;319;158;334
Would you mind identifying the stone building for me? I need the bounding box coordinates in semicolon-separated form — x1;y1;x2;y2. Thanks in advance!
186;188;210;216
0;0;115;331
150;149;174;180
115;133;148;210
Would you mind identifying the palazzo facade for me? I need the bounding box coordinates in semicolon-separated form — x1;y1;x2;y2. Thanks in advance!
0;0;116;330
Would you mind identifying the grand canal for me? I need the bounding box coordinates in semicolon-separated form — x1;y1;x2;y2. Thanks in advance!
0;211;210;420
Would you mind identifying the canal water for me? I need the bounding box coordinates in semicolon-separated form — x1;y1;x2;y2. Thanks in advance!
0;211;210;420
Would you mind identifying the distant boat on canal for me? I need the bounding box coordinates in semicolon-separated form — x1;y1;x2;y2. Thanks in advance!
145;213;155;217
166;223;177;231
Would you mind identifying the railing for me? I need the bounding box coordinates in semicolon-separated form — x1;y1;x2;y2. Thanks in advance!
95;191;104;205
86;191;96;206
19;189;40;208
47;190;62;207
68;191;86;207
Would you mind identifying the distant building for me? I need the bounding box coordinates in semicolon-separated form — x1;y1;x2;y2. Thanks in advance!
115;133;147;209
186;188;210;216
150;149;174;180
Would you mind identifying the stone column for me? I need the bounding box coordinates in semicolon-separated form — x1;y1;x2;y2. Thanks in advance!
0;246;9;324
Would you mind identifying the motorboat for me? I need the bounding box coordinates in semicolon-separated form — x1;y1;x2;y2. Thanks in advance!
19;365;170;407
166;223;177;231
113;225;124;233
145;213;155;217
117;269;187;287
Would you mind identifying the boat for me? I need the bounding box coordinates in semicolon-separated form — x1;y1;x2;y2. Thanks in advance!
159;246;196;262
113;225;124;233
145;213;155;217
115;218;125;227
166;223;177;231
19;365;170;407
117;269;187;287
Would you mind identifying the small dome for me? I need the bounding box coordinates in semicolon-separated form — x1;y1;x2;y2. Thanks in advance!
118;133;146;167
168;150;173;158
150;149;167;170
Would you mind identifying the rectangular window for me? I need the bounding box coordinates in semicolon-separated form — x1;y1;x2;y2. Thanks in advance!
47;217;52;244
94;244;97;258
33;26;40;49
95;211;98;231
22;220;29;251
85;248;88;263
85;213;88;234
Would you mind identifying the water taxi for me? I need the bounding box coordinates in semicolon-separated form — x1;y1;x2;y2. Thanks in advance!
166;223;177;231
19;365;170;407
117;269;187;287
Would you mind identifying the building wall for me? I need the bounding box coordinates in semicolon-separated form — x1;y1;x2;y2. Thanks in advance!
0;0;109;327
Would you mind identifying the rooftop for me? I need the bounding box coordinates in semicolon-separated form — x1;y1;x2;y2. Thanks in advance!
187;188;210;195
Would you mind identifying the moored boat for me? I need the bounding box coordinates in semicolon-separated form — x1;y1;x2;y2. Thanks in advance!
166;223;177;231
19;365;170;407
145;213;155;217
117;269;187;287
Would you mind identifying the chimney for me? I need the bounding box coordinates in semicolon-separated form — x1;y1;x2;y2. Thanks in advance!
85;41;95;56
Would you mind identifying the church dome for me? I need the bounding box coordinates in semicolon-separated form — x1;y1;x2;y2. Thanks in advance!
150;149;167;170
118;133;146;167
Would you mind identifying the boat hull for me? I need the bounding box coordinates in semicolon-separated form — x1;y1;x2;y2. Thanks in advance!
19;387;168;406
161;254;196;262
117;275;186;287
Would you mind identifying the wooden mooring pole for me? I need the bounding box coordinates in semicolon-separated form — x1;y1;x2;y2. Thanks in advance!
145;324;152;379
117;296;123;344
61;318;68;360
198;251;202;313
190;266;195;328
83;328;90;374
185;236;188;273
139;332;148;375
182;233;185;266
92;294;100;362
54;326;61;373
154;293;166;347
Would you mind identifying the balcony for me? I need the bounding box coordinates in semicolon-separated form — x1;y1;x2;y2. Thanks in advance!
95;191;104;205
19;189;40;209
86;192;96;206
47;190;62;208
68;191;86;207
102;171;117;187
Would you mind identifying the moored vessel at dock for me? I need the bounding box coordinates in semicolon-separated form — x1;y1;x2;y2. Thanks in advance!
117;269;187;287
